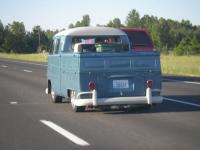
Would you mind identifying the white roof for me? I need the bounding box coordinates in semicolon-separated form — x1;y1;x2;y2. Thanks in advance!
54;27;126;37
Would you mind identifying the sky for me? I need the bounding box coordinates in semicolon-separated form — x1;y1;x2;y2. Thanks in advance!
0;0;200;31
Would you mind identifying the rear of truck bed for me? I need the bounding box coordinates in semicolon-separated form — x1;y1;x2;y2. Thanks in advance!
68;51;162;108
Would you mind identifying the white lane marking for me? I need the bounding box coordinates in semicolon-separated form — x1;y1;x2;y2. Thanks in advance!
164;79;200;85
0;59;47;67
40;120;90;146
164;97;200;108
1;65;8;68
10;101;18;105
183;81;200;85
23;69;32;73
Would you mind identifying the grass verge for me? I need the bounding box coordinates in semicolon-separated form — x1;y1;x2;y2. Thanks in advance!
0;53;200;77
161;55;200;77
0;53;47;63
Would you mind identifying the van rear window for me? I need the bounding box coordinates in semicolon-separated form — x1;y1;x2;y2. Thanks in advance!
71;36;129;53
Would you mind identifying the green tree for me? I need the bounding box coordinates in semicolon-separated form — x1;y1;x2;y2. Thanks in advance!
107;18;122;28
189;37;200;54
75;21;82;27
32;26;50;52
68;23;74;28
140;15;158;30
45;29;56;51
126;9;141;27
33;25;42;51
174;36;191;55
107;20;113;27
25;28;55;53
155;18;174;51
81;15;90;26
25;32;37;53
69;14;91;28
151;23;161;50
181;20;192;30
0;20;4;51
3;21;26;53
193;26;200;43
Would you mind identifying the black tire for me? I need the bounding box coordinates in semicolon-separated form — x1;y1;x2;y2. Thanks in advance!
100;106;111;112
143;104;152;110
73;106;85;112
53;95;62;103
51;90;62;103
47;80;52;94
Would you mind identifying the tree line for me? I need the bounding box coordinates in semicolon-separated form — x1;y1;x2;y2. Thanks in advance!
0;21;57;53
0;9;200;55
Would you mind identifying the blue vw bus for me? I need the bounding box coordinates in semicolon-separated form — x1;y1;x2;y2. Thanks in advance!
46;27;163;112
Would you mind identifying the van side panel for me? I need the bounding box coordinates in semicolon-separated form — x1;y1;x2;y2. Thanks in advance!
47;54;61;95
60;53;80;97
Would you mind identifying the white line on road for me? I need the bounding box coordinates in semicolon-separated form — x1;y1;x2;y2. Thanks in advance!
40;120;90;146
1;65;8;68
10;101;18;105
23;69;32;73
183;81;200;85
164;97;200;108
164;79;200;85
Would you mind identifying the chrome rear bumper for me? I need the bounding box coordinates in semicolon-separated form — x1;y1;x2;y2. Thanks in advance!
73;88;163;107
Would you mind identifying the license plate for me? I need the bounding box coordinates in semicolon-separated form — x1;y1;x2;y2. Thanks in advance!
113;80;129;89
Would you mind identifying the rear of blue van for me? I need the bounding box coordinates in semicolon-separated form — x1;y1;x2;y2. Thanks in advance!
73;51;162;108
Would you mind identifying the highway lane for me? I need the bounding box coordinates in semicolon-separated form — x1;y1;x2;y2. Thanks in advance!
0;58;200;150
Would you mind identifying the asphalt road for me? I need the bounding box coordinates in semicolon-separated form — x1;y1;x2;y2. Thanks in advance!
0;58;200;150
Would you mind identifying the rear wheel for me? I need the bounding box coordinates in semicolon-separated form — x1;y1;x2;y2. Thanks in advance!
51;90;62;103
143;104;152;110
100;106;111;112
73;106;85;112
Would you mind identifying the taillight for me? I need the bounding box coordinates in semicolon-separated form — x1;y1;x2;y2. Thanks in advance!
147;80;153;88
89;81;95;91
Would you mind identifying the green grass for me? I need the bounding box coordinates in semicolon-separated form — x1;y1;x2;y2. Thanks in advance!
161;55;200;77
0;53;200;77
0;53;47;63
